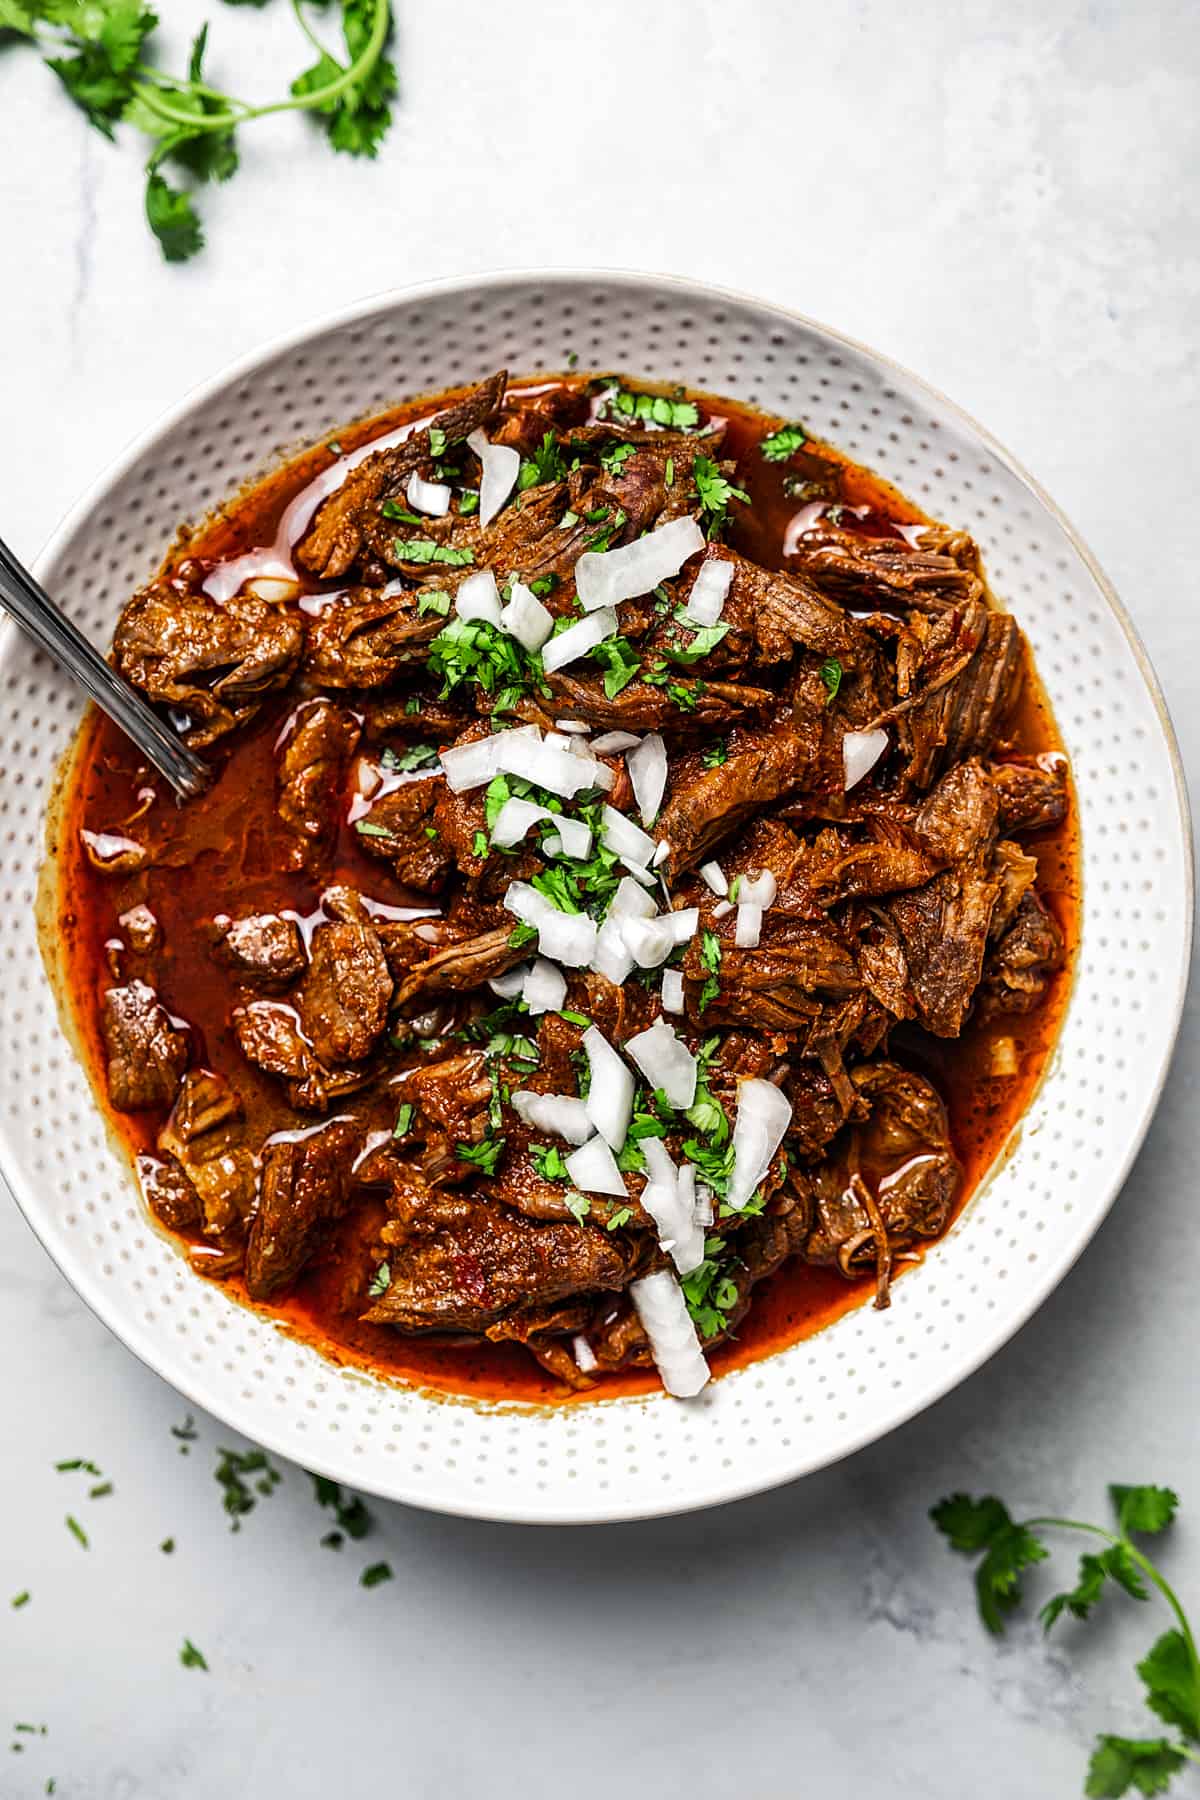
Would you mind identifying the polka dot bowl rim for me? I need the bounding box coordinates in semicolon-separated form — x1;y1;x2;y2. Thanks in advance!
1;270;1191;1524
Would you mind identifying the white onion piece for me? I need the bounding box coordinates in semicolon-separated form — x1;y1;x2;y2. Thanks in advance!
664;906;700;944
738;870;778;908
555;719;591;734
498;580;555;652
627;732;668;827
620;857;657;887
564;1134;628;1197
550;814;593;860
511;1089;592;1145
726;1078;793;1213
699;860;728;897
621;915;678;969
661;968;684;1014
454;568;503;625
406;470;451;517
491;797;554;848
601;804;657;869
541;608;620;674
652;840;670;868
441;733;502;793
590;729;642;755
590;761;615;792
495;728;602;799
712;899;734;919
610;876;659;921
503;881;551;925
694;1181;714;1227
590;914;635;986
581;1026;635;1150
468;428;520;529
631;1270;710;1398
639;1138;705;1276
842;727;889;792
683;556;733;626
488;962;530;998
575;515;705;612
521;956;567;1017
572;1334;598;1373
625;1018;697;1109
735;902;763;948
536;909;598;968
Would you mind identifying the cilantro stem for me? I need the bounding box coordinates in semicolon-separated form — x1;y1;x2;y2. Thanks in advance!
291;0;334;59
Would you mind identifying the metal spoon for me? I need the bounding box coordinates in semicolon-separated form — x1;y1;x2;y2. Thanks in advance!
0;534;211;801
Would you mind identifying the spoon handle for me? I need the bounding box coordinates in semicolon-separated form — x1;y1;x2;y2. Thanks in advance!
0;536;211;801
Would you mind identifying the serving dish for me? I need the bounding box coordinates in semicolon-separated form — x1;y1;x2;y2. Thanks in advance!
0;271;1190;1522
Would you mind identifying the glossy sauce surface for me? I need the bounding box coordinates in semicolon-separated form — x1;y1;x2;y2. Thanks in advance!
51;376;1080;1404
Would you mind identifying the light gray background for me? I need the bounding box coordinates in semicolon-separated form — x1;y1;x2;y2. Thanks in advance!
1;2;1197;1795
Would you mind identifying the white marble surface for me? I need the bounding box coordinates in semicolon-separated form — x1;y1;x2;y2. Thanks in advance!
1;1;1198;1794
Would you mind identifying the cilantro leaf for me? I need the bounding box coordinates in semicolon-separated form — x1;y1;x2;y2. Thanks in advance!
179;1637;209;1672
1085;1736;1188;1797
291;0;397;159
455;1136;506;1176
760;423;807;462
1112;1488;1181;1537
820;657;843;702
692;455;749;536
1041;1547;1146;1631
144;172;204;262
930;1493;1049;1634
605;388;699;430
367;1260;391;1298
517;430;566;491
1137;1631;1200;1740
702;738;728;769
588;634;641;699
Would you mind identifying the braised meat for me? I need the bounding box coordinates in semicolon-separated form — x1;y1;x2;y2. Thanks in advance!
72;367;1074;1402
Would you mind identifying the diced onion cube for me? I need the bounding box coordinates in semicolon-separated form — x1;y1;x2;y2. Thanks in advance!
521;957;567;1016
661;968;684;1013
627;732;668;827
575;516;705;612
735;902;763;948
683;555;733;626
406;471;452;517
564;1134;628;1197
842;727;889;791
726;1078;793;1213
624;1018;697;1109
541;607;620;674
468;429;521;529
511;1088;592;1144
581;1026;635;1149
630;1270;710;1398
499;580;555;651
454;568;502;625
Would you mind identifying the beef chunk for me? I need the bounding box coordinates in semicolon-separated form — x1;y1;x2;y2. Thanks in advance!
979;889;1065;1018
892;603;1025;788
232;999;373;1111
365;1181;630;1332
354;773;455;891
245;1119;359;1299
302;586;442;688
112;580;302;746
297;372;506;579
276;698;361;871
791;525;985;614
141;1156;202;1234
684;920;861;1032
157;1069;256;1241
214;913;306;988
392;926;526;1011
988;757;1070;835
545;671;776;733
658;714;820;875
100;981;188;1111
800;1061;961;1300
297;918;393;1065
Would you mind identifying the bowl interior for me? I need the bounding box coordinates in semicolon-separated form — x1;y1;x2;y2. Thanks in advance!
0;273;1190;1522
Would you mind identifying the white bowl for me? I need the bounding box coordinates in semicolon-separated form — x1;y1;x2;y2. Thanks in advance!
0;272;1191;1523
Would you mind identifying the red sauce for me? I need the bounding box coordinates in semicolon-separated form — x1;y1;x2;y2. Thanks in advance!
46;376;1080;1405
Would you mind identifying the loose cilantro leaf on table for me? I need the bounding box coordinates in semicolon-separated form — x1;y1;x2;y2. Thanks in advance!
933;1482;1200;1795
179;1638;208;1672
5;2;396;261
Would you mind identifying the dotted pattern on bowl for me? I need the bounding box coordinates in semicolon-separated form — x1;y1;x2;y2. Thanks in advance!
0;274;1190;1523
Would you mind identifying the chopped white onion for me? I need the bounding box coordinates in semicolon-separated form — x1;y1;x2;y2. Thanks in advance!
664;906;700;944
631;1270;710;1398
652;840;670;868
454;567;503;625
406;470;452;517
468;428;520;529
521;957;567;1016
735;903;762;948
627;732;668;827
624;1018;697;1109
621;857;657;886
589;760;616;792
620;915;678;968
546;814;593;860
661;968;684;1013
564;1134;628;1197
684;556;734;626
555;719;591;735
488;962;530;998
610;877;659;921
540;607;620;674
572;1333;598;1373
499;580;555;652
591;730;642;755
536;909;598;968
575;515;705;612
726;1078;793;1213
495;727;602;799
503;880;551;926
712;899;734;919
694;1182;714;1227
581;1025;635;1149
699;860;728;897
491;796;554;848
590;914;635;986
738;870;778;908
440;733;502;793
639;1138;705;1276
601;804;657;869
842;727;889;791
511;1089;592;1145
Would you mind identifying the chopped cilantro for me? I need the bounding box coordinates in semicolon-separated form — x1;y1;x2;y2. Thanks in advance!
417;590;451;617
65;1516;88;1550
565;1191;591;1223
508;922;538;950
458;489;480;515
600;441;637;477
159;1540;174;1555
361;1561;393;1589
54;1458;101;1475
429;615;544;701
10;1592;29;1610
179;1639;208;1672
760;423;808;462
588;634;642;698
455;1137;506;1175
89;1482;113;1499
693;455;750;536
531;1144;570;1181
606;1207;633;1231
820;657;843;702
381;742;439;772
379;502;423;524
702;738;729;768
665;616;730;665
607;389;700;430
472;829;490;859
517;430;567;491
214;1446;280;1531
559;1010;591;1027
354;820;393;840
528;573;558;598
311;1474;373;1540
664;455;675;487
392;1102;413;1138
428;426;447;458
392;538;475;567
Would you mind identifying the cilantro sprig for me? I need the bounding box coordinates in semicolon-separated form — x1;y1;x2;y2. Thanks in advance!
2;2;396;262
932;1484;1200;1795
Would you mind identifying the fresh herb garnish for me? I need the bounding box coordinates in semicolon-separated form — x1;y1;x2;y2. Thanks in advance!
600;441;637;477
392;537;475;567
6;2;396;262
455;1137;506;1176
214;1446;280;1531
559;1010;591;1028
360;1561;393;1589
698;929;722;1012
819;657;843;702
391;1102;413;1139
508;921;538;951
416;590;451;617
606;1207;633;1231
531;1144;570;1181
760;423;808;462
605;388;700;430
588;633;642;699
682;1240;741;1337
692;455;750;536
665;615;730;665
368;1260;391;1297
354;820;394;840
565;1191;591;1224
64;1516;88;1550
428;616;544;701
379;502;423;524
311;1474;373;1540
88;1482;113;1499
10;1592;30;1610
702;738;729;769
381;742;439;773
159;1539;174;1555
179;1638;208;1672
933;1483;1200;1795
517;430;567;491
